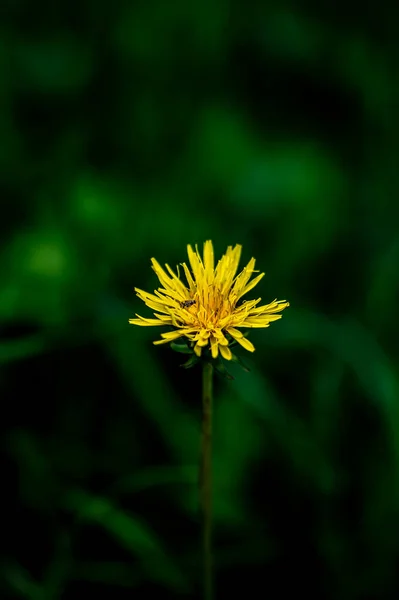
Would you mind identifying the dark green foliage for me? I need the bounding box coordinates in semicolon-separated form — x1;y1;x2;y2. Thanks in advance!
2;0;399;598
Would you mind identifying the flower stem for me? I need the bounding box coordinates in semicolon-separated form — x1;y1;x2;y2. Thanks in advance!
200;361;213;600
199;362;213;600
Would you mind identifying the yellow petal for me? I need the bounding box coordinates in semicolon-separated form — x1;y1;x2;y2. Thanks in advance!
165;263;189;296
203;240;214;279
195;329;210;340
250;299;289;314
219;344;232;360
139;298;173;313
134;287;160;301
213;329;229;345
129;315;165;326
230;257;256;297
227;327;255;352
234;298;261;313
244;315;282;326
153;313;174;321
160;329;197;340
210;336;219;359
247;303;280;315
151;258;174;289
218;244;242;294
135;288;174;311
193;329;210;346
180;262;196;292
226;326;244;338
237;272;265;300
187;245;201;281
154;288;181;303
229;244;242;278
129;319;149;326
240;320;271;328
235;336;255;352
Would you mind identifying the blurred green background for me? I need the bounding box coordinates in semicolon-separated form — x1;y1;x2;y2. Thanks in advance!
2;0;399;598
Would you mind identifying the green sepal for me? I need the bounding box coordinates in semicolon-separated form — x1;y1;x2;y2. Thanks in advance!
230;352;251;372
213;358;234;380
170;341;193;354
180;354;200;369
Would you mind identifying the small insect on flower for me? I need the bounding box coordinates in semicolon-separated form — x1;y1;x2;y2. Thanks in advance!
180;299;196;309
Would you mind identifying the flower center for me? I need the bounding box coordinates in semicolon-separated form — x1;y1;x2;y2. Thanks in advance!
190;285;233;329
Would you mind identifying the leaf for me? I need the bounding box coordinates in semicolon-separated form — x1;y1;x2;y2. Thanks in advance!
230;352;251;372
170;341;193;354
0;335;47;365
213;359;234;380
180;354;200;369
74;561;140;588
107;324;200;466
64;489;188;591
2;562;41;597
110;465;197;496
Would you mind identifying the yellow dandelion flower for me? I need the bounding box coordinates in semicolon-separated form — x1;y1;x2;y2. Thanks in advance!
129;241;289;360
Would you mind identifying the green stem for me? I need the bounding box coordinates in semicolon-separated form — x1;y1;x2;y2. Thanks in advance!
200;361;213;600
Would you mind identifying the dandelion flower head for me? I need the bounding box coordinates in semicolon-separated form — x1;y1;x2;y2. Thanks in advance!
129;241;289;361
